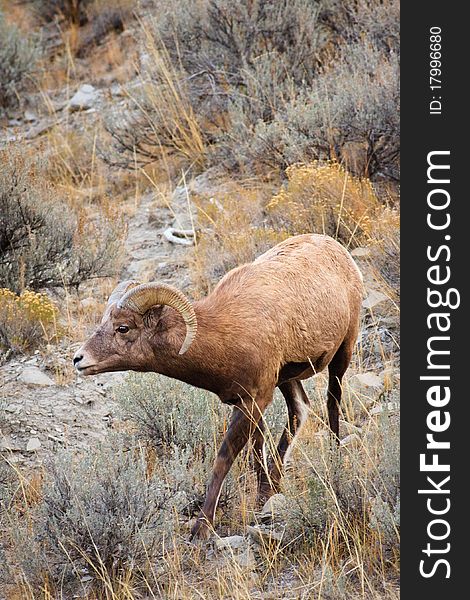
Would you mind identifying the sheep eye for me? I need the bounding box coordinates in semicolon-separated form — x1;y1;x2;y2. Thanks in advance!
117;325;129;334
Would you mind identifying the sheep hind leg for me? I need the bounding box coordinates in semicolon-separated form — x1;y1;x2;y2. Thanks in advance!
266;380;310;496
191;394;270;540
252;418;274;503
327;339;354;440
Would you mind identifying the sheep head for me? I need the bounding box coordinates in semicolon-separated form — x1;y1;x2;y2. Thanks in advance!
73;281;197;375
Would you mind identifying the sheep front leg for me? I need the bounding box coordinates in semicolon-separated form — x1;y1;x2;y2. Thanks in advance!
190;396;268;540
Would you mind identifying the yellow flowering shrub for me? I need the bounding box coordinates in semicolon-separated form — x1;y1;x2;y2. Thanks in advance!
267;161;381;248
0;288;58;356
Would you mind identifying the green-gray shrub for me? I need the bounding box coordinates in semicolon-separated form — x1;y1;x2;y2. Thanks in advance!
116;372;289;516
117;372;288;466
107;0;399;179
150;0;322;88
0;150;124;293
0;12;37;112
224;41;400;179
12;443;182;594
105;0;322;169
116;372;229;455
285;412;400;553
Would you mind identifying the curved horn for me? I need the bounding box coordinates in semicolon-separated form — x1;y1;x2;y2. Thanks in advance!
107;280;141;307
101;281;140;323
118;283;197;355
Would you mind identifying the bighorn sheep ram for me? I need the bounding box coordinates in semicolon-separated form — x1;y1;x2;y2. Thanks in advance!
74;234;363;539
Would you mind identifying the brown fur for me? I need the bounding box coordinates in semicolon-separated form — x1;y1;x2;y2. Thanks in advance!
74;234;363;538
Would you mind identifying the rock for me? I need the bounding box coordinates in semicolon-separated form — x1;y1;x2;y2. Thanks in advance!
8;454;25;464
215;535;246;551
18;367;55;387
247;524;284;546
339;419;362;436
261;494;288;518
25;120;56;140
370;402;400;416
233;547;256;569
125;258;158;281
69;84;98;111
0;435;21;452
26;437;41;452
350;247;371;257
350;372;383;391
214;535;256;569
340;433;361;448
362;290;389;310
24;110;38;122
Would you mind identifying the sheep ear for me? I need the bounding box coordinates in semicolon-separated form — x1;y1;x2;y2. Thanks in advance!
142;305;164;328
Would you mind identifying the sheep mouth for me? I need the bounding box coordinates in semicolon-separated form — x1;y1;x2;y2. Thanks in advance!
76;361;124;376
75;364;99;375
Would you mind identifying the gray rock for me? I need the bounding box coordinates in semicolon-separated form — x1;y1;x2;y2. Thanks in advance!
233;547;256;569
350;372;383;391
215;535;246;551
340;433;361;448
0;435;21;452
362;290;389;310
261;494;288;518
26;437;41;452
214;535;256;569
370;402;400;416
24;110;38;122
69;84;98;111
247;524;284;546
18;367;55;387
350;247;371;257
25;120;55;140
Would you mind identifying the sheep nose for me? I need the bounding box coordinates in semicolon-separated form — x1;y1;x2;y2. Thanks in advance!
73;353;83;366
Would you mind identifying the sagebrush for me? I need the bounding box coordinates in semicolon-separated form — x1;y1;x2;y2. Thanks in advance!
0;11;37;112
0;150;124;293
7;443;183;595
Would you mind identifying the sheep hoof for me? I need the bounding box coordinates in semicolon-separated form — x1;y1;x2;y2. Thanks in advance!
189;516;213;541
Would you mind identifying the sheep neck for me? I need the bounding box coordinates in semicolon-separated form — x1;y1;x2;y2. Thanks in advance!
149;300;231;395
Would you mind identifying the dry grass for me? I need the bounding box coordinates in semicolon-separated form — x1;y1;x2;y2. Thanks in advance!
189;177;285;294
104;28;209;170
